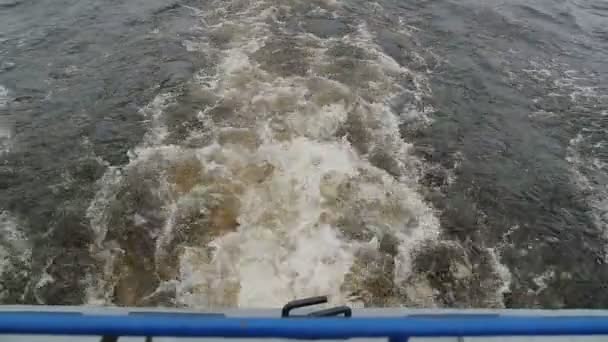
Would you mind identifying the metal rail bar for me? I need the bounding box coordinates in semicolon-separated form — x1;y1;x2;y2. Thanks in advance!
2;312;608;338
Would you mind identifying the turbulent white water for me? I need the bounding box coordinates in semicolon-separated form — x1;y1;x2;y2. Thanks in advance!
0;211;31;301
83;0;515;308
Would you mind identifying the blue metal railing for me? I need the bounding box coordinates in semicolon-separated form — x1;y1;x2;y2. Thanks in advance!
2;312;608;339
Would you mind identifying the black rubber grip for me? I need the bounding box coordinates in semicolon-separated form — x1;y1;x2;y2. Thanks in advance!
281;296;328;317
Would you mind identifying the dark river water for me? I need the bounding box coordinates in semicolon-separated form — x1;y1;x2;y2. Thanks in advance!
1;0;607;308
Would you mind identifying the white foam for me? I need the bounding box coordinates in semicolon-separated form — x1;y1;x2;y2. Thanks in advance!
86;0;443;308
532;269;555;294
486;247;513;302
166;136;440;307
0;212;30;266
0;211;31;300
139;93;175;146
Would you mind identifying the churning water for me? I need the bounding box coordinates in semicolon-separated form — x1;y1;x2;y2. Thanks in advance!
1;0;607;308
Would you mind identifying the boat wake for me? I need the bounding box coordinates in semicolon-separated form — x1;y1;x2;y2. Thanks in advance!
84;0;510;308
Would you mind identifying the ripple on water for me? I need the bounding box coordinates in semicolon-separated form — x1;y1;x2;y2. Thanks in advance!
0;85;12;154
0;211;31;303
